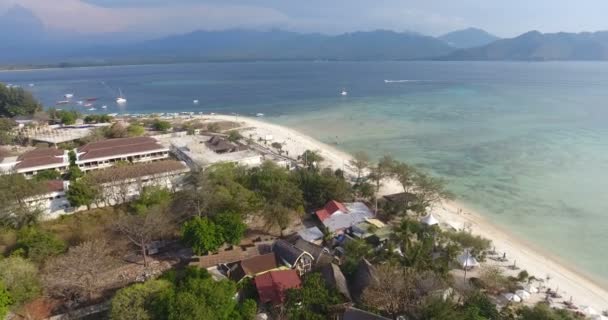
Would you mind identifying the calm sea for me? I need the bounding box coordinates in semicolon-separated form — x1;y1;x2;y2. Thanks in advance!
3;61;608;282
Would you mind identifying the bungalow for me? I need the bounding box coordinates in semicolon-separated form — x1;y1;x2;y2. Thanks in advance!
272;239;314;275
293;238;334;269
225;253;282;282
254;269;301;305
315;200;375;234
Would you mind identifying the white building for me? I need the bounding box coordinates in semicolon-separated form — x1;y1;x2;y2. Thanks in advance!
75;136;170;171
167;135;262;169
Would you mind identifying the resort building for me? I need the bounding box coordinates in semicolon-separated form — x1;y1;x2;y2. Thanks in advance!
254;270;302;305
0;147;68;177
166;135;262;169
272;239;314;275
21;180;71;219
75;136;169;171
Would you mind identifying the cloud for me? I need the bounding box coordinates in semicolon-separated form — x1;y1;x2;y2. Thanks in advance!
9;0;290;35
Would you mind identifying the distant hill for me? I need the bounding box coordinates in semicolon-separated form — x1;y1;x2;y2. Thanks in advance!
0;5;46;51
440;30;608;60
438;28;500;49
83;29;454;62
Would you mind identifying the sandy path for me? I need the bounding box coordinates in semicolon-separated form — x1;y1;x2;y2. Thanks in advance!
204;114;608;313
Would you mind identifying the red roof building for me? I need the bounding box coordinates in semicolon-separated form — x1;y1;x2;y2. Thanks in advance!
254;269;301;305
315;200;348;222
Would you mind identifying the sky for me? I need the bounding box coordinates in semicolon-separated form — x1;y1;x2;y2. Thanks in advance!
1;0;608;39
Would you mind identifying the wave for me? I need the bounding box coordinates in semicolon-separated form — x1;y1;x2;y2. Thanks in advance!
384;79;431;83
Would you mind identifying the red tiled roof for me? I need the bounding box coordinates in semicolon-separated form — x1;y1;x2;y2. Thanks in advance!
15;148;65;170
255;270;301;305
316;200;347;222
77;137;166;161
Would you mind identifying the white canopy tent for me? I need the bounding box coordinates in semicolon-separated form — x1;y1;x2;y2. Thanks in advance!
515;290;531;301
421;213;439;226
457;251;479;269
503;293;522;303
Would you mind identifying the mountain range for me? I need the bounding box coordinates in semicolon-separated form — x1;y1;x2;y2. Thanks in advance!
2;5;608;64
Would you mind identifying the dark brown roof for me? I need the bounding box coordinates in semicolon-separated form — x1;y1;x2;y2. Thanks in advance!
349;259;378;303
205;136;237;153
15;148;65;170
78;137;166;161
229;253;280;282
321;264;352;301
189;242;273;269
273;239;308;266
383;192;417;203
87;160;188;184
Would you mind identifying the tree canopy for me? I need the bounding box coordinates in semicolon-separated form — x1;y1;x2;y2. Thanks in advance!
0;83;42;118
0;256;41;308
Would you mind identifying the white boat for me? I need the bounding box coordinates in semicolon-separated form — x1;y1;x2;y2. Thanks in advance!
193;99;199;104
77;101;84;105
28;83;35;87
65;93;74;99
341;90;348;96
101;105;108;109
108;113;118;117
88;107;97;111
256;113;265;117
116;88;127;104
84;103;93;107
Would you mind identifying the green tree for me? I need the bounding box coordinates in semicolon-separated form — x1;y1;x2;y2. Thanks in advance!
0;257;41;307
168;276;239;320
16;227;67;263
0;173;46;227
261;204;293;237
349;151;370;182
291;168;352;210
0;83;42;117
517;302;578;320
34;169;61;182
131;187;172;215
182;217;223;255
244;161;304;211
152;119;172;132
412;171;454;214
127;124;145;137
110;279;172;320
104;123;129;138
341;239;373;276
58;110;80;125
66;178;98;210
300;150;324;170
228;130;243;142
285;273;341;320
213;212;247;245
0;280;12;320
463;291;500;320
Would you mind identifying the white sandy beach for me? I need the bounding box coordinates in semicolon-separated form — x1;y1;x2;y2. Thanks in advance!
203;114;608;314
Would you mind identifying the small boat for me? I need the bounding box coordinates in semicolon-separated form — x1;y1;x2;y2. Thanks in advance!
84;103;93;107
65;93;74;99
88;107;97;111
108;113;118;117
256;113;265;117
56;100;70;105
86;97;98;102
28;83;35;87
101;105;107;109
77;101;84;105
193;99;199;104
116;88;127;104
341;90;348;96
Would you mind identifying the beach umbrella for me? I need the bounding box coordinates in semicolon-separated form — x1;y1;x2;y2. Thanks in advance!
421;213;439;226
581;306;599;316
515;290;531;301
524;284;539;294
503;293;522;303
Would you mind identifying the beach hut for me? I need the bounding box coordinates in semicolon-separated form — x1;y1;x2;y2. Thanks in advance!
503;293;522;303
421;213;439;226
457;251;479;269
515;290;531;301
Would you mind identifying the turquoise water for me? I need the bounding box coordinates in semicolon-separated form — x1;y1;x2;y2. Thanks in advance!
2;62;608;283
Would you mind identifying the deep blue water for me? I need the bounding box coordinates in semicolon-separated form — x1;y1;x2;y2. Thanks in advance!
3;61;608;283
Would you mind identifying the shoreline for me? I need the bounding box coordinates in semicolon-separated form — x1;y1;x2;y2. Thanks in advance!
202;113;608;312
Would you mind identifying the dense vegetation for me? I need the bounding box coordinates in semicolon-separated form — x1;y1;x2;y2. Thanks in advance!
0;83;42;118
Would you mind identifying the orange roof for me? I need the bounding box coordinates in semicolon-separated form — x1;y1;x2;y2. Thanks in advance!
255;270;301;305
315;200;348;222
